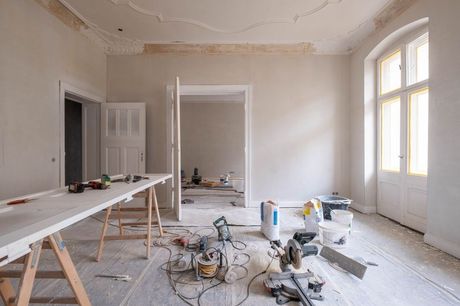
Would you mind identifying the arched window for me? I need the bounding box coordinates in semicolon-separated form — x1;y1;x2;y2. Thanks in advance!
378;30;429;176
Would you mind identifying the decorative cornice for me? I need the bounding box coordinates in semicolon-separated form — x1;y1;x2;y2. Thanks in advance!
110;0;343;34
142;43;316;55
374;0;418;31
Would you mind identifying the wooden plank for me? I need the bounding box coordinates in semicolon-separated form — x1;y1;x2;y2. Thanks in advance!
117;202;124;236
48;232;91;306
120;222;158;227
103;235;148;241
27;296;78;304
96;205;112;262
146;187;152;258
112;207;149;212
0;270;65;279
16;240;43;306
108;213;147;219
0;174;171;264
0;277;16;306
152;187;164;237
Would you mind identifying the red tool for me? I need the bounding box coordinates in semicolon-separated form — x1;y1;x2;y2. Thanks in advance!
7;198;35;205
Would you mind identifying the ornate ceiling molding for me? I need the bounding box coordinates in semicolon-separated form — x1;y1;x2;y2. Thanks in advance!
110;0;343;34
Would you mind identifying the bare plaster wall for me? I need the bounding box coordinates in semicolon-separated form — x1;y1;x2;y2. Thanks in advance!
107;54;350;207
181;102;245;180
0;0;107;199
350;0;460;257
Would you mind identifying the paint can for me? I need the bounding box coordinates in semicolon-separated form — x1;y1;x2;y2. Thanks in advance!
331;209;353;234
260;201;280;241
318;221;349;248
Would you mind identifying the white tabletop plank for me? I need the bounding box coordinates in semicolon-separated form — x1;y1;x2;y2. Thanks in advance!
0;174;172;266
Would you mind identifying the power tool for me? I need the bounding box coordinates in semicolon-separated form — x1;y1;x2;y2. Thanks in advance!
264;234;323;306
213;216;232;242
68;182;85;193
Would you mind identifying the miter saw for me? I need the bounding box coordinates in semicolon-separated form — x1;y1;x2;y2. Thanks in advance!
264;233;324;306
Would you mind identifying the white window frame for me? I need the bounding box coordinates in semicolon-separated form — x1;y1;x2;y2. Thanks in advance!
377;27;429;176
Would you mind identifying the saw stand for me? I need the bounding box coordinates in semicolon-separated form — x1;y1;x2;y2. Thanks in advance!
264;239;323;306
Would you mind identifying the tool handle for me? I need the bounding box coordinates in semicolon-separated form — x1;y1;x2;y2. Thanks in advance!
7;198;29;205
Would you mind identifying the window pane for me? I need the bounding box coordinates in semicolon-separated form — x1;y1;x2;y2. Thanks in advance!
416;42;429;82
380;50;401;95
407;33;429;85
381;97;401;172
409;89;429;175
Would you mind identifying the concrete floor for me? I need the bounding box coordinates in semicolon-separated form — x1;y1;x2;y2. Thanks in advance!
3;200;460;306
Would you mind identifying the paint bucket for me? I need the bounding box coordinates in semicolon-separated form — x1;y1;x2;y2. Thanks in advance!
318;221;349;248
331;209;353;233
260;201;280;241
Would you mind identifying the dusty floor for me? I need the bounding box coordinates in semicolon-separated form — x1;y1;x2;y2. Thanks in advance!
3;200;460;306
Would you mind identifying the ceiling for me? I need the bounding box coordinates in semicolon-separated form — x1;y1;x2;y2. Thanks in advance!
60;0;401;54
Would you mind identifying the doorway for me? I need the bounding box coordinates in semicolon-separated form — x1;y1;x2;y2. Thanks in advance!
180;95;246;209
166;83;252;221
65;99;83;185
59;81;104;187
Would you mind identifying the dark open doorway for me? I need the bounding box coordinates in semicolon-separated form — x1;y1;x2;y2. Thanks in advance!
65;99;82;185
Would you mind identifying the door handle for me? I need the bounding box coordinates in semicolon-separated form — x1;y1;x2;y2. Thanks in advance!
140;152;144;162
398;155;404;159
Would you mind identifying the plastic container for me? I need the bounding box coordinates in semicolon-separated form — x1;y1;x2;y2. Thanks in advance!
303;199;323;234
260;201;280;241
331;209;353;233
318;221;349;248
314;195;352;220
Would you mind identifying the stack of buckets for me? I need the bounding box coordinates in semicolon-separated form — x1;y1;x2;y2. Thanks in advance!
304;196;353;248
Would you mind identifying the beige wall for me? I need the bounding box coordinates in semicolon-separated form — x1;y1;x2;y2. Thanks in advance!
107;54;350;206
0;0;107;199
350;0;460;257
181;102;245;180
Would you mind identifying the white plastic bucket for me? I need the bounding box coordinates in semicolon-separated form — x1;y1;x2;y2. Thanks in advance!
331;210;353;233
318;221;349;248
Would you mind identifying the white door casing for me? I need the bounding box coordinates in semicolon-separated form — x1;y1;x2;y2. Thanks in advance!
101;103;146;175
173;77;182;221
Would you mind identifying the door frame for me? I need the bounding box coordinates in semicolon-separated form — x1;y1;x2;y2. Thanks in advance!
165;84;252;209
59;81;105;187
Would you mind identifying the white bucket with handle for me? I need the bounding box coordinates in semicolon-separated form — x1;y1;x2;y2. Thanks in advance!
331;209;353;234
318;221;349;248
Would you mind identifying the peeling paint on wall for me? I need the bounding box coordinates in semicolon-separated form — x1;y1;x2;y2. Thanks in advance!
374;0;418;31
142;43;316;55
35;0;88;31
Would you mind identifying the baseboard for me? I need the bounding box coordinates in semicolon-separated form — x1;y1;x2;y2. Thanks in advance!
350;202;376;214
249;200;304;208
424;233;460;259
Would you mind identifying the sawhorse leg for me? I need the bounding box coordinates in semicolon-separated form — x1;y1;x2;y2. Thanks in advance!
95;186;164;261
0;232;91;305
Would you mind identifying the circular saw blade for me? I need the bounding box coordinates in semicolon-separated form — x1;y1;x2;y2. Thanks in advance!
286;239;303;270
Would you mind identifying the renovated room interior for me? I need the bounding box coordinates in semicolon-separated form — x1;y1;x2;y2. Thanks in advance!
1;0;460;305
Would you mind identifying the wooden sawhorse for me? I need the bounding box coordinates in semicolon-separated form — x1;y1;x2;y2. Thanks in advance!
96;186;163;261
0;232;91;306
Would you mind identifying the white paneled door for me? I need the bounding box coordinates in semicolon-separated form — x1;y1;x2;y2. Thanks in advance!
101;103;146;175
